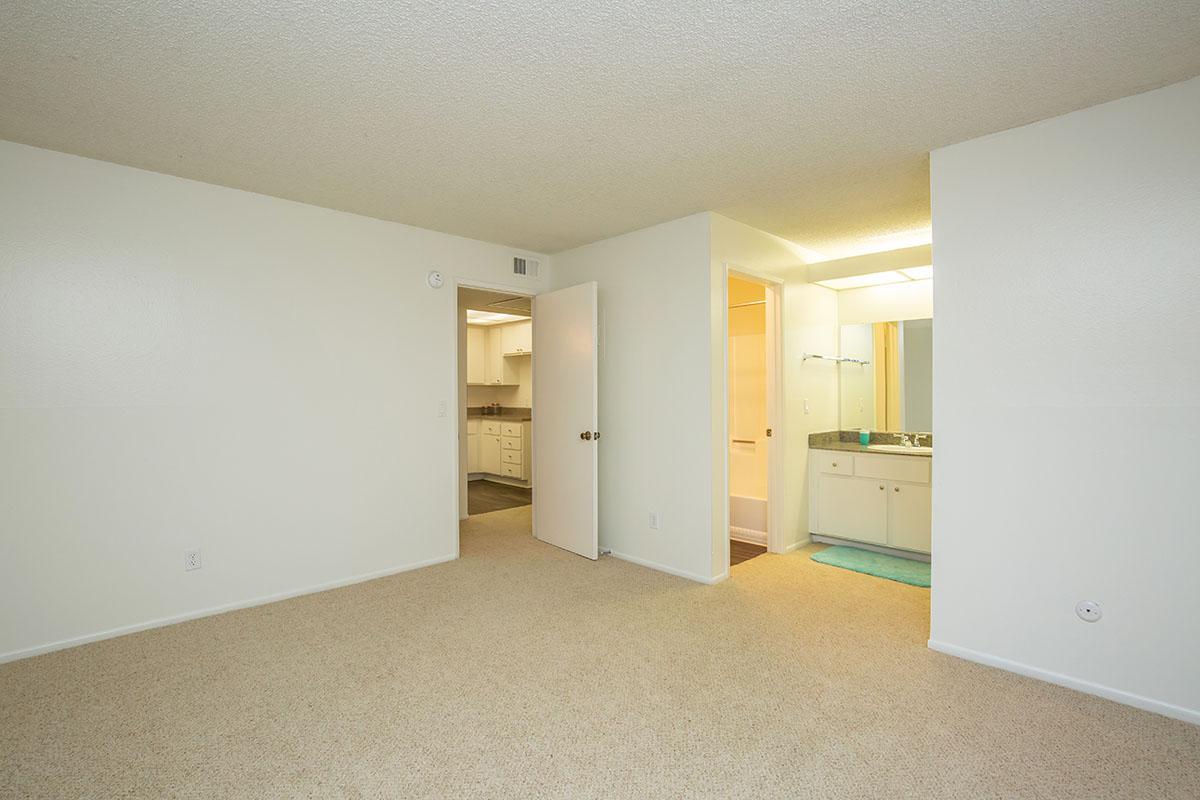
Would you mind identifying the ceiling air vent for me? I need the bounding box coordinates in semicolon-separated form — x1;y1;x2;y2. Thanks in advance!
513;256;540;278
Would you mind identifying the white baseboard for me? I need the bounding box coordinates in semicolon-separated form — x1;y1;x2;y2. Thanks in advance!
608;550;726;585
729;526;766;546
0;553;459;665
927;639;1199;726
782;536;809;553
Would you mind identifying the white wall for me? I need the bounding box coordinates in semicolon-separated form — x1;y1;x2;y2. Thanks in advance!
838;279;931;325
551;213;717;582
0;141;548;661
930;77;1200;723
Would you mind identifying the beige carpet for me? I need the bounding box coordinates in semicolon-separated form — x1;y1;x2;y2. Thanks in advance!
2;506;1197;799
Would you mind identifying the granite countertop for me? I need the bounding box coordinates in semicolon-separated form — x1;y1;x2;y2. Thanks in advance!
808;430;933;457
468;407;532;422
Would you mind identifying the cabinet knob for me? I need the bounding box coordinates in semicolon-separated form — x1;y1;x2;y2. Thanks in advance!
879;485;884;490
580;431;593;441
894;487;900;492
832;462;837;468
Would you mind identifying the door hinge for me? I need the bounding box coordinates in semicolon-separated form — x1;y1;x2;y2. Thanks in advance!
765;428;772;437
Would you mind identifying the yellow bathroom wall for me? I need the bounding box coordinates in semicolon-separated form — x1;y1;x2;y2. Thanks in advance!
728;277;768;500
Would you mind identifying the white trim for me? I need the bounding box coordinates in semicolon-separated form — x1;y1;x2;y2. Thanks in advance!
452;277;539;548
927;640;1200;726
0;553;458;665
783;537;809;553
609;550;727;585
729;526;767;546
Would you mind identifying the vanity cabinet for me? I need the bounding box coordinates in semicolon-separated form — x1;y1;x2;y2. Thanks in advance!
817;475;888;545
809;450;931;554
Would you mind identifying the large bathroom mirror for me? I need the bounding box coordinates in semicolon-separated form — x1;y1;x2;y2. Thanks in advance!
839;318;932;432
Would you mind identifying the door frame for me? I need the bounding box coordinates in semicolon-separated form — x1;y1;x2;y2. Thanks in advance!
722;264;785;567
451;277;537;554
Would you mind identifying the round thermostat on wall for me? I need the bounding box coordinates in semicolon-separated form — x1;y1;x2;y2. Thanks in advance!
426;270;444;289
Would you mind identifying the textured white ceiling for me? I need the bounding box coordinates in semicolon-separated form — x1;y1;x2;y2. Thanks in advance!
2;1;1198;256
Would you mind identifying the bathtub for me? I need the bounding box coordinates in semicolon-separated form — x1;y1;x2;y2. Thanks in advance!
729;494;767;545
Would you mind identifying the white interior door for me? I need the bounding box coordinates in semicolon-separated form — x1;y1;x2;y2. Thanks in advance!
533;282;598;559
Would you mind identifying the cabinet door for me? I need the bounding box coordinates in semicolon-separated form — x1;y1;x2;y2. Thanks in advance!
485;327;511;384
466;327;486;384
480;434;502;474
816;475;888;545
466;432;479;472
505;320;532;354
888;481;931;553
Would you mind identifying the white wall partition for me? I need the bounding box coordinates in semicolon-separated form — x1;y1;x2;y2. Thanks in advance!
929;77;1200;723
0;141;548;661
551;214;718;582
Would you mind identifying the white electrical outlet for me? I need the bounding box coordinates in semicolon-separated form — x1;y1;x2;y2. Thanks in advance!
1075;600;1101;622
184;549;202;571
648;511;660;530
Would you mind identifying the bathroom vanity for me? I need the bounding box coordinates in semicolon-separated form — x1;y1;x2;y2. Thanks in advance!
808;432;931;557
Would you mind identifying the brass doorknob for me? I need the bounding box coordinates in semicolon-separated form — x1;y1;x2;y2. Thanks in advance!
580;431;593;440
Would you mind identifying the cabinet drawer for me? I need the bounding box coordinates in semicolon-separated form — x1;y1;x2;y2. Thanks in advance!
501;463;522;478
502;450;522;465
814;450;853;476
854;455;929;484
502;436;522;451
481;421;501;435
501;422;523;438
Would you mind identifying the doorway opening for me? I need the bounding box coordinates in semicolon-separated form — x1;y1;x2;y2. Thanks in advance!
455;279;600;563
457;286;535;519
725;269;783;569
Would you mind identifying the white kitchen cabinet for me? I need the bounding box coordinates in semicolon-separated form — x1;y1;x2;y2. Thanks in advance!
480;422;502;474
471;418;530;485
484;328;516;385
809;450;932;555
466;327;486;385
466;324;517;385
500;320;532;355
466;418;480;472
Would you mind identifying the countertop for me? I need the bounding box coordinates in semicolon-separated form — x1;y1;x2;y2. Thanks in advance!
808;430;932;458
468;407;532;422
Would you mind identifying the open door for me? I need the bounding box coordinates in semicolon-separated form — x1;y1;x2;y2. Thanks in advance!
532;282;598;559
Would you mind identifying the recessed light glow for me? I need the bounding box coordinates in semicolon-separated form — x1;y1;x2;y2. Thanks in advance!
466;309;527;325
899;265;933;280
815;271;909;290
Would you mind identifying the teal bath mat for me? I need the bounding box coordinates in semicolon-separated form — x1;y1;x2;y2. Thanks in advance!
810;545;930;587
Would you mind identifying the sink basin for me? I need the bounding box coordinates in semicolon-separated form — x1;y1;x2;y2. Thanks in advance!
867;444;933;455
